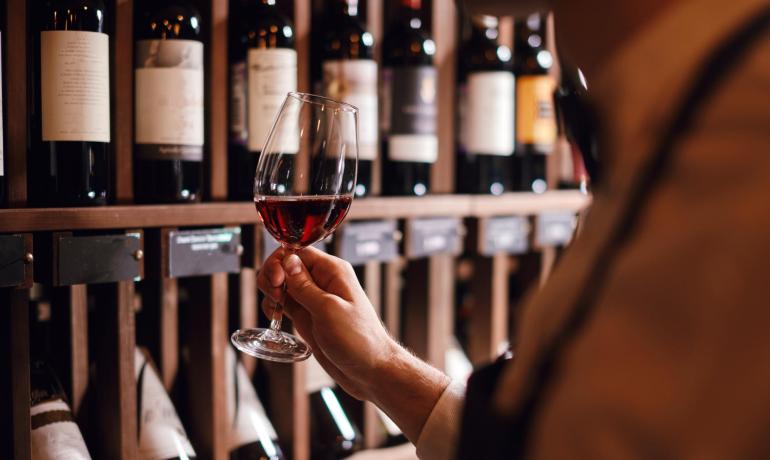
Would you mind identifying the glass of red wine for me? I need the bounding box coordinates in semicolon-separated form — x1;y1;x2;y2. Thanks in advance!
231;92;358;362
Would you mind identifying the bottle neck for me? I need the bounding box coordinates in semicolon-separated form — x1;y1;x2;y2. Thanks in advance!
336;0;359;17
399;0;423;27
515;14;547;54
470;18;499;43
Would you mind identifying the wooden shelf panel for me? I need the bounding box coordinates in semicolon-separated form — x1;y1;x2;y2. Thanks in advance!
0;191;590;233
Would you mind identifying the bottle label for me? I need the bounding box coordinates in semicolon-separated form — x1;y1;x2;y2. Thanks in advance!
41;31;111;143
305;355;336;394
462;71;515;156
322;60;378;161
225;347;281;454
31;399;92;460
515;75;557;151
382;66;438;163
135;348;197;460
247;48;297;152
230;60;248;147
135;39;204;161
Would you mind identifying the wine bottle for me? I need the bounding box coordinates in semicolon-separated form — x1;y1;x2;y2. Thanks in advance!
228;0;296;201
320;0;377;198
381;0;437;196
0;7;5;208
456;14;515;195
134;0;204;204
30;361;92;460
33;0;111;206
225;346;285;460
513;13;556;193
307;356;363;459
135;347;198;460
554;66;589;193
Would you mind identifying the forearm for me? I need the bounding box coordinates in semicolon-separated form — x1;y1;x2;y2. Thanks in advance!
362;342;451;443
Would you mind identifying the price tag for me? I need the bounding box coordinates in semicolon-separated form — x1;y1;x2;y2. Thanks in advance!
337;220;400;266
167;227;242;278
262;232;328;263
536;212;577;247
56;233;142;286
481;216;530;256
406;218;463;259
0;234;28;288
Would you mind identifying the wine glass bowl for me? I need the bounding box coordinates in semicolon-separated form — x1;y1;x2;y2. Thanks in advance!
232;92;358;362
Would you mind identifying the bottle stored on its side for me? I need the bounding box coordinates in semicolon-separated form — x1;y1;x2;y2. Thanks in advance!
513;13;556;193
135;347;198;459
33;0;111;206
225;346;285;459
381;0;437;196
30;361;92;459
456;15;515;195
134;0;204;203
307;356;363;459
320;0;377;198
228;0;296;200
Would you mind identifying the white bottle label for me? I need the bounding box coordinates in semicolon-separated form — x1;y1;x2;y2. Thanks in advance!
31;399;92;460
305;355;336;394
323;60;378;161
247;48;297;152
225;347;281;455
135;39;204;161
463;71;515;156
230;60;248;146
41;31;111;143
135;349;197;460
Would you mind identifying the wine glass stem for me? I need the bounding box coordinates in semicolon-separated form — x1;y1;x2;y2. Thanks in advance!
269;247;295;333
269;283;286;333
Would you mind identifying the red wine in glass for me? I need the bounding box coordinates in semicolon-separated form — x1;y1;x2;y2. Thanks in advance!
256;195;352;249
231;92;359;363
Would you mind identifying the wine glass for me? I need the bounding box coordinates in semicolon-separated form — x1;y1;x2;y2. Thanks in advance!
231;92;359;363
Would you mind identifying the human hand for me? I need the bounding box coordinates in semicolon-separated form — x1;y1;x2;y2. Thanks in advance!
257;247;400;401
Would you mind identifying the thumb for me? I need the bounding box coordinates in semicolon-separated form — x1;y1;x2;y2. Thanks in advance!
282;253;328;308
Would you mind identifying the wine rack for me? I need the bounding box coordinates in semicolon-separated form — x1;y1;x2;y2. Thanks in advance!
0;0;587;459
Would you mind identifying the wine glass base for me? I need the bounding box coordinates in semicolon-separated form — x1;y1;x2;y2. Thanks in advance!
231;328;312;363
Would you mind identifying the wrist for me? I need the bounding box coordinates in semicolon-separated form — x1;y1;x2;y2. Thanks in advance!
365;340;451;443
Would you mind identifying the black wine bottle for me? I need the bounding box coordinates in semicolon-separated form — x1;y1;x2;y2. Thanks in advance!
320;0;377;198
30;361;92;459
513;13;556;193
33;0;111;206
225;346;285;459
554;66;589;193
307;356;363;459
134;0;204;204
456;15;515;195
228;0;296;201
381;0;437;196
0;6;5;208
135;347;198;459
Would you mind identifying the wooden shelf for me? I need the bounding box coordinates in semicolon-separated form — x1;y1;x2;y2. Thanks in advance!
0;191;590;233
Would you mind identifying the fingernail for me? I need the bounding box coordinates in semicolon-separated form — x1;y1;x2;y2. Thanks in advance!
283;254;302;276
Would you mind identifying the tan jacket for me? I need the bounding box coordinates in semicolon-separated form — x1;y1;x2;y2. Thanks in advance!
418;0;770;458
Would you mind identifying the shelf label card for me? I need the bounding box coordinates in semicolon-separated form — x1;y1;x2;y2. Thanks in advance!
407;218;463;258
168;227;241;278
338;220;399;266
482;216;530;256
57;233;141;286
536;212;577;247
0;235;26;288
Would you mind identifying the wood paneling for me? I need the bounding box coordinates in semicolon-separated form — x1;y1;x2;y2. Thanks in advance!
113;0;134;203
468;254;510;364
5;0;28;206
185;274;228;460
0;288;31;460
207;0;229;200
